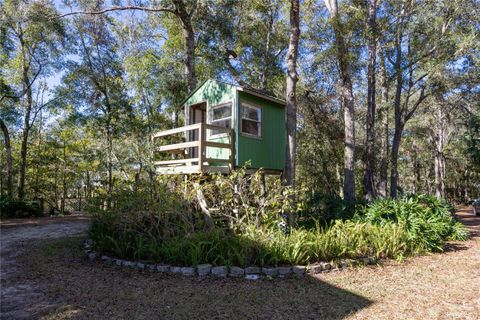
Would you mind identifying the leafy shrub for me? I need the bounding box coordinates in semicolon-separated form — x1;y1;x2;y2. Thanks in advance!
0;196;43;219
298;193;359;227
89;173;467;267
355;194;467;252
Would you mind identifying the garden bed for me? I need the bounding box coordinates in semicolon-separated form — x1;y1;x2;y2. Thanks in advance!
83;239;378;279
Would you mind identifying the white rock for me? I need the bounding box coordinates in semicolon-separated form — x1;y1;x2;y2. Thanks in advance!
245;274;260;280
181;267;196;276
292;265;306;275
197;264;212;276
229;266;244;277
211;266;228;277
156;264;170;273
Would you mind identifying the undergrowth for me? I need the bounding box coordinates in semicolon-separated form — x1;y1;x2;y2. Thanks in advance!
88;172;468;267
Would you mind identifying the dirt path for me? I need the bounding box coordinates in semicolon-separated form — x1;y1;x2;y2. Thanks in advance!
0;216;90;319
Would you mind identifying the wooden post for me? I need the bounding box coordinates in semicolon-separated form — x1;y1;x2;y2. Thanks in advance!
199;123;205;173
229;128;234;172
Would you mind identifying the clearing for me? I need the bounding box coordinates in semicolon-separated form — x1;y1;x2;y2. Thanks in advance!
0;208;479;319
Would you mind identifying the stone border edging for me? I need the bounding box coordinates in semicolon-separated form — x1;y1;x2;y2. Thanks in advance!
83;239;378;280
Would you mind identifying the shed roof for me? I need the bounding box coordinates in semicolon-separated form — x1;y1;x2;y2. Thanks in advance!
182;79;286;106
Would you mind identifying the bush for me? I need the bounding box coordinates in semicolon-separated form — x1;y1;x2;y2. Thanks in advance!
355;194;468;252
0;196;44;219
88;173;468;267
297;193;359;227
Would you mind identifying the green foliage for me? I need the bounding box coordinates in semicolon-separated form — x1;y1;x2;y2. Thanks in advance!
182;168;301;230
0;195;43;219
89;177;467;267
355;195;468;252
298;193;358;227
91;217;412;267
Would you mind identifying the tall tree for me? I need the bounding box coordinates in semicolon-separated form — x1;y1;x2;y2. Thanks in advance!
376;46;389;198
324;0;356;203
1;0;64;198
385;0;476;197
61;0;199;92
285;0;300;190
362;0;377;200
58;6;130;206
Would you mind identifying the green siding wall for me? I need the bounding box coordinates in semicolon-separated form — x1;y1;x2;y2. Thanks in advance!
183;80;286;170
185;79;235;106
236;91;286;170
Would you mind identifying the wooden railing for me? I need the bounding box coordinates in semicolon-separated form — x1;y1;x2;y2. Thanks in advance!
152;123;233;174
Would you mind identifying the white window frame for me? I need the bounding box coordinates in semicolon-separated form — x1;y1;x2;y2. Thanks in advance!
240;102;262;139
208;101;232;138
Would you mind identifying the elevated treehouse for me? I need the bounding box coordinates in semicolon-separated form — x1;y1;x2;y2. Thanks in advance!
153;79;286;175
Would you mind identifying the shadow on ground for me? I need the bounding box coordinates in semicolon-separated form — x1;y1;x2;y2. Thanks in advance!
17;238;372;320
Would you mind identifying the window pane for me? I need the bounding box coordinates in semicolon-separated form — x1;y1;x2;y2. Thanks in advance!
211;104;231;120
211;119;231;135
241;105;260;121
242;119;261;136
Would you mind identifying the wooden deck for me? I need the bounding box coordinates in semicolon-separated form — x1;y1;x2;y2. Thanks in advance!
152;123;233;174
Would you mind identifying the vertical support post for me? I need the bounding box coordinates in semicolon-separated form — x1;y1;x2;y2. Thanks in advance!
229;128;234;171
199;123;205;173
257;171;266;229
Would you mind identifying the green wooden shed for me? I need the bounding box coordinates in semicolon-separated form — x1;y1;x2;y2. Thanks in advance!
153;79;286;174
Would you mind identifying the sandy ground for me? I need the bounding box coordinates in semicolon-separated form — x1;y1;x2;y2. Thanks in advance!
0;209;479;320
0;216;90;319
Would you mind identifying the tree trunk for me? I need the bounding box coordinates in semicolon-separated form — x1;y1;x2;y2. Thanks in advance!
173;0;197;91
325;0;356;203
261;10;274;90
389;18;404;198
377;47;389;198
342;78;356;203
390;123;403;198
106;122;113;208
285;0;300;226
0;120;14;198
363;0;377;201
17;69;32;200
412;144;421;193
285;0;300;188
434;107;446;199
17;25;33;200
61;140;67;214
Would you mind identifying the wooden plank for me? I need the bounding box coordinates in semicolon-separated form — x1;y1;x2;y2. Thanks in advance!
155;165;201;175
204;141;231;149
152;123;201;139
157;141;199;152
154;158;199;166
204;166;231;174
199;123;205;172
203;124;232;134
204;158;230;163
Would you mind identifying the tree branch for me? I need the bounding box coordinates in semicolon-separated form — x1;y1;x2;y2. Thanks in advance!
55;6;176;18
405;86;428;121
